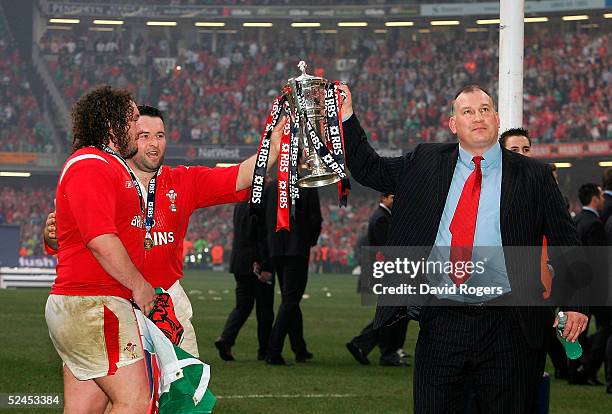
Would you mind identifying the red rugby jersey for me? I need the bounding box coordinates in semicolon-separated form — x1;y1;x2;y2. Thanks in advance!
51;147;145;298
143;165;249;289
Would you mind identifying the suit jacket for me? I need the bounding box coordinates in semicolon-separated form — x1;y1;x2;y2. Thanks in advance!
343;115;583;349
229;201;259;275
606;217;612;245
368;205;391;246
601;193;612;225
575;209;608;305
259;178;322;259
575;209;606;247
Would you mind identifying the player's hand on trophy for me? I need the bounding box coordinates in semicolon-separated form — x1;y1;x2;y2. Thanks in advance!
133;280;157;316
269;114;288;162
337;83;353;120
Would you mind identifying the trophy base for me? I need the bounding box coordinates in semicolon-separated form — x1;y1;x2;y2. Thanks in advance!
297;172;340;188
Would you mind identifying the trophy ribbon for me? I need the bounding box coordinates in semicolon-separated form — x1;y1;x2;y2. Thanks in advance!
250;95;286;209
288;101;300;221
276;117;291;231
325;81;351;206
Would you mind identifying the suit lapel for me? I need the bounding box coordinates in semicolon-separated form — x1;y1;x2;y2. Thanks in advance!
433;145;458;238
500;149;519;227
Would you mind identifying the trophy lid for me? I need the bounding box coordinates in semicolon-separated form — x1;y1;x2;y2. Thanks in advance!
289;60;325;83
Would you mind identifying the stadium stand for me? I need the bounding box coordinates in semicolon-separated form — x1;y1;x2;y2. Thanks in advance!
39;25;610;150
0;4;55;153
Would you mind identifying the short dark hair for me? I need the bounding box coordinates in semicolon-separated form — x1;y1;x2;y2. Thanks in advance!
603;168;612;191
71;85;135;152
451;84;494;115
454;84;491;101
380;193;393;200
499;127;531;147
137;105;165;123
578;183;601;206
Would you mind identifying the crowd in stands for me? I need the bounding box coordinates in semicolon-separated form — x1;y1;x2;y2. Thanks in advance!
0;186;55;257
0;22;54;152
40;24;610;151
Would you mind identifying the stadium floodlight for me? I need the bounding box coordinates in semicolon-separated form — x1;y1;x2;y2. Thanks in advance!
524;17;548;23
605;13;612;18
553;162;572;168
599;161;612;167
93;20;124;25
242;22;273;27
291;22;321;28
49;18;80;24
430;20;460;26
476;19;500;25
337;22;368;27
146;21;177;26
384;21;414;27
195;22;225;27
89;27;115;32
0;172;31;177
562;15;589;21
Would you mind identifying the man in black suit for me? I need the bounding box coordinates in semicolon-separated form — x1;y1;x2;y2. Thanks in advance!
260;178;322;365
215;201;275;361
601;169;612;224
338;83;588;412
347;193;409;366
573;183;612;392
500;127;569;380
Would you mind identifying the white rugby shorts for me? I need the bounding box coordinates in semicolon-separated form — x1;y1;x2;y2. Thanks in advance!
45;295;143;380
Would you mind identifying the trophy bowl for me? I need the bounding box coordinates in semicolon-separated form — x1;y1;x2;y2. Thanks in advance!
284;61;342;188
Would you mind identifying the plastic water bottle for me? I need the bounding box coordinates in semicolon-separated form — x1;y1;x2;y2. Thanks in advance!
557;311;583;360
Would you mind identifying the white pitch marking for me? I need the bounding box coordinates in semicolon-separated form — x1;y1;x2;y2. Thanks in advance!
217;393;359;399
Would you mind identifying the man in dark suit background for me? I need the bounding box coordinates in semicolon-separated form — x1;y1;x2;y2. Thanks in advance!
601;169;612;224
215;201;275;361
337;83;588;412
260;178;322;365
499;127;569;380
346;193;409;366
573;183;612;392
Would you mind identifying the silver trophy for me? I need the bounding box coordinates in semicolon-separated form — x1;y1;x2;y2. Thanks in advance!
284;61;342;188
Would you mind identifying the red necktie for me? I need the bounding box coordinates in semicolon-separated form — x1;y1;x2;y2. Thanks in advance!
449;156;483;286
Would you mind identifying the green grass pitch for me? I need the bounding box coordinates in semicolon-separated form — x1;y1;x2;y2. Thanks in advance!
0;270;611;413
